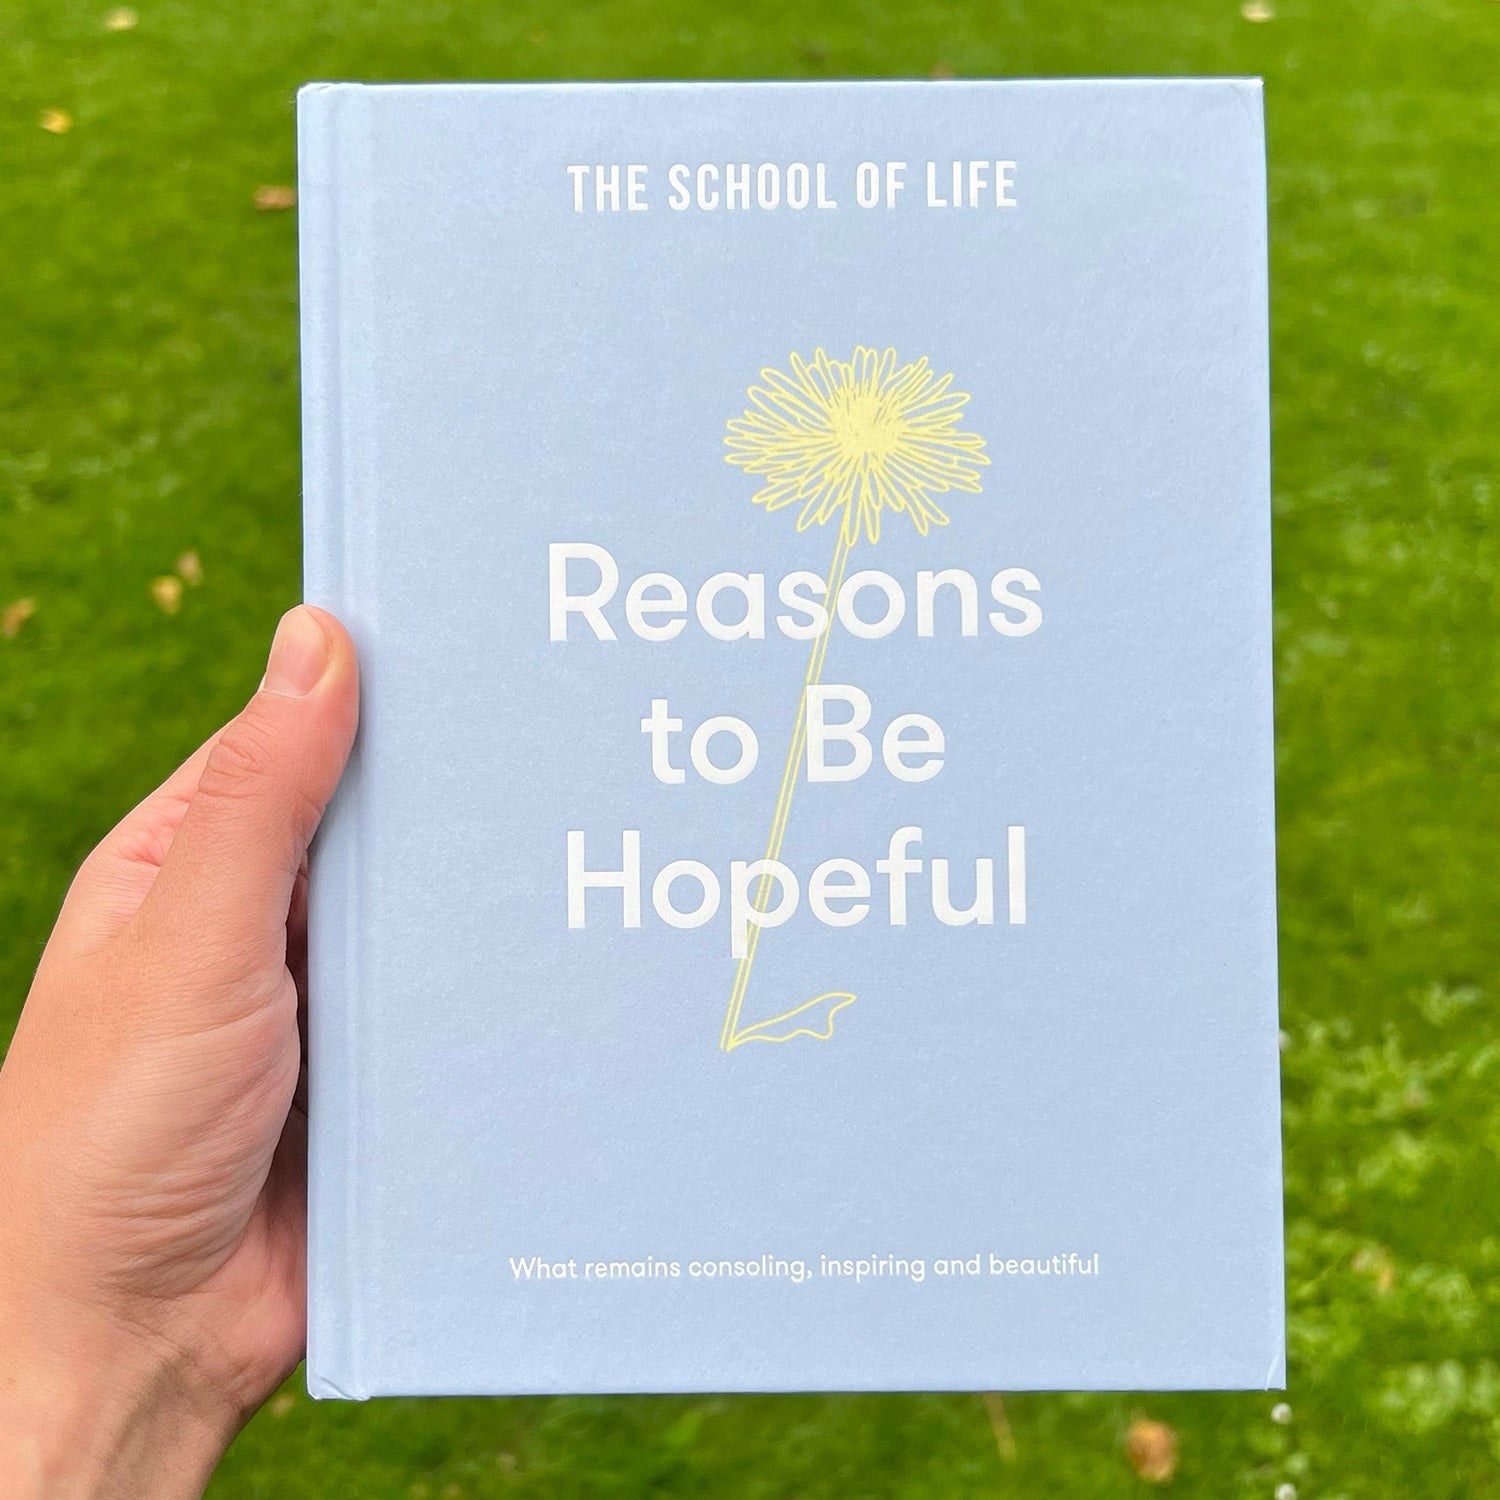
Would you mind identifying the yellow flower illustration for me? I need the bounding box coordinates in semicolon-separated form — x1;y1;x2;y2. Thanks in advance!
724;345;989;545
719;347;989;1053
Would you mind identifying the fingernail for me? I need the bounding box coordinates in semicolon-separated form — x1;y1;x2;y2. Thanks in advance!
262;608;330;697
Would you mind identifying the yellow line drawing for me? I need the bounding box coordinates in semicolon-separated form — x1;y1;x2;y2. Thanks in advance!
719;346;989;1052
729;992;858;1048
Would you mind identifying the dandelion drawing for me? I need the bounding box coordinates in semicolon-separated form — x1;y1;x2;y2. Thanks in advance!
719;346;989;1051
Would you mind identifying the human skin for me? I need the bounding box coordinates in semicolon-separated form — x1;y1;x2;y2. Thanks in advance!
0;606;358;1497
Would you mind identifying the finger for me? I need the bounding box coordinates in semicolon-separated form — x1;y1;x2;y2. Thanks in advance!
134;606;359;999
55;728;227;951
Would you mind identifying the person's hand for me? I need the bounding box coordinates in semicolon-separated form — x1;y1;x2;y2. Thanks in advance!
0;606;358;1498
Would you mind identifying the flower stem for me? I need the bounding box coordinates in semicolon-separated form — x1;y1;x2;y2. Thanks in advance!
719;525;857;1051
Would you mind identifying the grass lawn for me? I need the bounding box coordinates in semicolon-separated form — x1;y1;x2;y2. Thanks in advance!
3;0;1498;1494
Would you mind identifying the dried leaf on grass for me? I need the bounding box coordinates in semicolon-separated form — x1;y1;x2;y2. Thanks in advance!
1125;1416;1178;1483
151;576;184;614
3;598;37;639
254;185;297;211
981;1392;1017;1461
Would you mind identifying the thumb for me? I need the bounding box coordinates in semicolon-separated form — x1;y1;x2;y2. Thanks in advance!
136;606;359;986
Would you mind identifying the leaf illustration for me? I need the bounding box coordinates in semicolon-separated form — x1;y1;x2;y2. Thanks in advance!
727;992;857;1050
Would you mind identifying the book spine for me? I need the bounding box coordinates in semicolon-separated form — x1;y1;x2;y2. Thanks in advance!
298;80;373;1401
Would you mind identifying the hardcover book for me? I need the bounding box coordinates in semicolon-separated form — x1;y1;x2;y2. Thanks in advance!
298;78;1282;1398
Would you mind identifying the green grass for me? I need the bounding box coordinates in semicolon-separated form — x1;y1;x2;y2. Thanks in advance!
2;0;1498;1494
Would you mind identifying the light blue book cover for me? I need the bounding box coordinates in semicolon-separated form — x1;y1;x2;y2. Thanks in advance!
298;78;1282;1398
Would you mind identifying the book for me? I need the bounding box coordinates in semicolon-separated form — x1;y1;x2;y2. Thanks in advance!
298;78;1282;1399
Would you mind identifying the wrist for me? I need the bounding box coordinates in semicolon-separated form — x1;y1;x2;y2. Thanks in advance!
0;1283;236;1500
